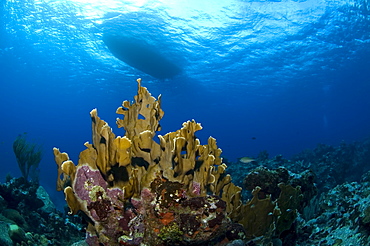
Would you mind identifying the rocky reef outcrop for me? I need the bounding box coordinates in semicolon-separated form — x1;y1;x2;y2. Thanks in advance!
0;176;85;245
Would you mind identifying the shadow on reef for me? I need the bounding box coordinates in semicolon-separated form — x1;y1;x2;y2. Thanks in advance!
0;176;85;246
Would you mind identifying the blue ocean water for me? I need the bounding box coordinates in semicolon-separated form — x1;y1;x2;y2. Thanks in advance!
0;0;369;207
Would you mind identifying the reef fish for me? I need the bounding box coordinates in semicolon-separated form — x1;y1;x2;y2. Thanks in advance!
238;157;256;164
103;33;181;79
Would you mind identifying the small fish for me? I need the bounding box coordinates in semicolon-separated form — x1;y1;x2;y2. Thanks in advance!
238;157;256;164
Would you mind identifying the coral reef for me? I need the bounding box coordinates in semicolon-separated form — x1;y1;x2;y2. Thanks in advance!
237;166;316;244
0;176;85;245
296;170;370;245
291;140;370;191
227;137;370;245
243;166;316;207
230;139;370;196
52;78;370;245
54;79;246;245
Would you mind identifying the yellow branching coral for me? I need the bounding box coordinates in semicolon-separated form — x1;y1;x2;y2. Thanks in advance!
53;79;247;245
53;78;306;245
116;78;164;139
53;148;70;192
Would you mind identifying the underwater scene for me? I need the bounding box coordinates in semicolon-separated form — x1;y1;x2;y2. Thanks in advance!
1;0;370;245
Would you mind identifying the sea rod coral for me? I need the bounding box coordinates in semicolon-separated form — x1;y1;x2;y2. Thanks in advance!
13;133;42;182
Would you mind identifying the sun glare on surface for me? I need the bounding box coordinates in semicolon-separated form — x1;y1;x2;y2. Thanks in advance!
67;0;148;8
54;0;151;20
